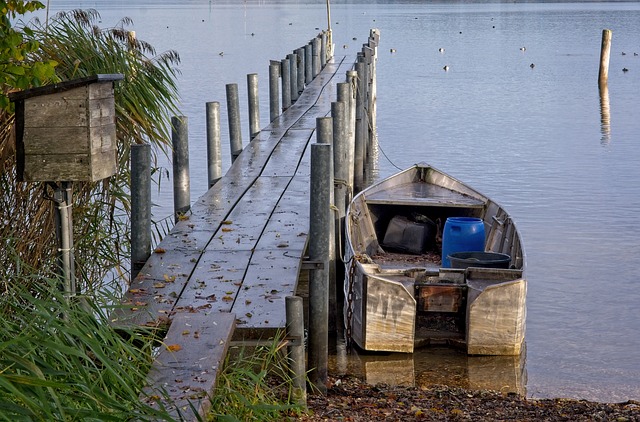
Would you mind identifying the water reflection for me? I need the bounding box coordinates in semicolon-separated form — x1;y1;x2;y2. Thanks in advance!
599;83;611;145
330;336;527;395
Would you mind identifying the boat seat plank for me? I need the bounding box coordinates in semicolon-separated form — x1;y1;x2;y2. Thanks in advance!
365;183;485;208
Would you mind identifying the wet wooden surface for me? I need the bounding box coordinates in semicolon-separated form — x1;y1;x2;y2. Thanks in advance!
112;55;353;420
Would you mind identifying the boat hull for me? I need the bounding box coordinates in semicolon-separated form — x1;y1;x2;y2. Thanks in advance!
344;163;526;355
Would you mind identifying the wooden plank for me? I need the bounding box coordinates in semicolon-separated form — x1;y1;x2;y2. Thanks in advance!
142;312;235;421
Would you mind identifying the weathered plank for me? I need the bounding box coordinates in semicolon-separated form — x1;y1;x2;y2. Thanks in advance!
142;312;235;421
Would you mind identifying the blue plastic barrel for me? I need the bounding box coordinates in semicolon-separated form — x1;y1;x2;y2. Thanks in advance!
441;217;485;268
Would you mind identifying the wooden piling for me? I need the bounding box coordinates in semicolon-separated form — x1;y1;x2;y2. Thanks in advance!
286;296;307;405
296;47;306;95
269;61;280;121
321;31;327;68
205;101;222;187
226;84;243;162
281;58;291;110
289;53;298;102
305;43;313;84
353;62;365;193
247;73;260;139
171;116;190;222
312;37;321;78
308;141;331;394
131;143;151;279
599;29;612;86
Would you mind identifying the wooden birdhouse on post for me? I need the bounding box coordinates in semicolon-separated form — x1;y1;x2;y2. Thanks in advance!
9;74;123;302
10;74;123;182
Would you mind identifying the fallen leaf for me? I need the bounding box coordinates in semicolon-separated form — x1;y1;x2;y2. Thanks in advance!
182;330;190;335
154;247;166;254
222;220;233;225
164;274;176;282
166;344;182;352
221;227;234;232
222;295;233;302
153;283;165;288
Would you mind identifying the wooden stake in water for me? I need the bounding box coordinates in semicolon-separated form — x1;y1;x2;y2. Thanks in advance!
599;29;612;86
131;143;151;279
269;62;280;121
247;73;260;139
281;58;291;110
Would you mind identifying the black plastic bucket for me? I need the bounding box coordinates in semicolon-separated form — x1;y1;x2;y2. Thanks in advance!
447;251;511;269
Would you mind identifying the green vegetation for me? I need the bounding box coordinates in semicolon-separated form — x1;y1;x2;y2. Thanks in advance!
208;336;306;421
0;253;174;420
1;6;180;294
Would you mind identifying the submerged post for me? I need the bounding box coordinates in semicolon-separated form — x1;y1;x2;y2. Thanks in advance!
308;141;331;394
226;83;243;162
131;143;151;279
599;29;612;86
172;115;190;222
206;101;222;187
269;61;280;121
247;73;260;139
286;296;307;405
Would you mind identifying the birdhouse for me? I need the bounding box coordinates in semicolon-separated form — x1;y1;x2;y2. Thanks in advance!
10;74;123;182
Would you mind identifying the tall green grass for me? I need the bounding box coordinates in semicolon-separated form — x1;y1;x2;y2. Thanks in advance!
208;336;307;421
0;255;176;421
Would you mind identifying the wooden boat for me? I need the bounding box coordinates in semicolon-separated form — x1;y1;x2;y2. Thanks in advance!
343;163;526;355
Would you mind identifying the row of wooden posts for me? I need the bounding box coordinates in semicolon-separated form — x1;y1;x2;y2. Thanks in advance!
129;28;380;402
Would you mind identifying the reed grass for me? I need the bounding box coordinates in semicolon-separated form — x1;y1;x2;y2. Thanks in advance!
208;335;307;421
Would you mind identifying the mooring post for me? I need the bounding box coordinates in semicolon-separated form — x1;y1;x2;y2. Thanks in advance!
225;83;243;162
285;296;307;405
599;29;612;87
320;31;327;68
247;73;260;139
289;53;298;102
269;61;280;122
353;62;365;193
131;143;151;279
308;141;331;394
312;37;321;78
281;58;291;110
338;81;355;191
206;101;222;188
172;115;190;222
316;117;336;334
296;47;306;95
305;43;313;84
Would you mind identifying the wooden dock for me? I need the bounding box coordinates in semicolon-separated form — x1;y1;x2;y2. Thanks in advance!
111;54;357;419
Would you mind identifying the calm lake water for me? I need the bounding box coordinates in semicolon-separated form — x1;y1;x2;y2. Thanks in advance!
29;0;640;403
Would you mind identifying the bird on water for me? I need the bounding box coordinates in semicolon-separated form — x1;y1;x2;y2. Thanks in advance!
438;47;445;53
520;46;526;51
530;63;535;68
443;65;449;71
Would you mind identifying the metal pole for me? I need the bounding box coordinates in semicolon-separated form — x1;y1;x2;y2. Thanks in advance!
286;296;307;405
289;53;298;102
305;43;313;84
247;73;260;139
269;61;280;122
281;58;291;110
206;102;222;187
599;29;612;87
53;181;76;301
308;141;331;395
131;143;151;279
172;116;190;222
225;83;243;162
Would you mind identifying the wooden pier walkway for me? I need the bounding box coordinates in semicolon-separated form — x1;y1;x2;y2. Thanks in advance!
111;54;355;419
